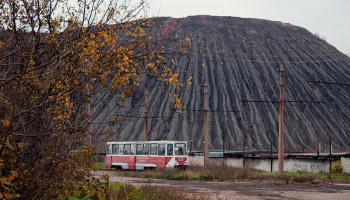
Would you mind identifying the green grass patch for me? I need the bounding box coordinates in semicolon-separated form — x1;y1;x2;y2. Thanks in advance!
188;173;201;180
259;171;350;183
93;162;107;170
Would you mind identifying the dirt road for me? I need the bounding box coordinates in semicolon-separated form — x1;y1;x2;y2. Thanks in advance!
93;171;350;200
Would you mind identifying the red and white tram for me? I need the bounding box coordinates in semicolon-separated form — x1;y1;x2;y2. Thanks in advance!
105;141;188;170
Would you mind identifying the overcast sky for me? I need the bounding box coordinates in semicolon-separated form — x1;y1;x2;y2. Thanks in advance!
148;0;350;54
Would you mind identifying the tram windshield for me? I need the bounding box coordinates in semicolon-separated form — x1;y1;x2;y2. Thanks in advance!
106;144;111;155
175;143;187;155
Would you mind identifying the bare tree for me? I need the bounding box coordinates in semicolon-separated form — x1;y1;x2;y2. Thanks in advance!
0;0;187;199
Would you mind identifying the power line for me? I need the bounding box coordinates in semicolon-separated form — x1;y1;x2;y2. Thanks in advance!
114;114;175;119
241;100;324;105
186;50;350;60
173;109;240;113
307;80;350;87
173;51;350;64
89;122;110;124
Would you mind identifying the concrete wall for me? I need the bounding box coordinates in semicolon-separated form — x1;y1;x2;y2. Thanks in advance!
188;156;331;173
244;158;274;172
341;157;350;173
226;157;244;167
283;159;329;173
188;155;205;166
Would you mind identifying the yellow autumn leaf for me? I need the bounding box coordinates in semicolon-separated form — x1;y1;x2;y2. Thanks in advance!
7;175;14;182
187;76;193;85
57;115;63;120
28;59;35;66
1;119;10;128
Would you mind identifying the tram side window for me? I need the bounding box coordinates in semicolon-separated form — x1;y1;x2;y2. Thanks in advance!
130;144;136;155
136;144;143;155
118;145;123;155
106;144;112;155
112;144;119;154
143;144;150;155
158;144;165;156
175;143;187;155
124;144;131;155
150;144;158;155
167;144;174;156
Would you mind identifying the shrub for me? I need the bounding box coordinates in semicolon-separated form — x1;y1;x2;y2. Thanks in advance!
331;160;343;174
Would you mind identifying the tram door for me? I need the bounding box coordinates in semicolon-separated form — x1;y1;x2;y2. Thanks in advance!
167;143;174;156
131;144;136;170
166;143;174;166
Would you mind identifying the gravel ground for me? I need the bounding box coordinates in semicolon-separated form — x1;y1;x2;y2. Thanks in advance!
93;171;350;200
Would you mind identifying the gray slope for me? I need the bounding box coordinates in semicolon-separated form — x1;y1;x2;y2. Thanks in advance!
91;16;350;152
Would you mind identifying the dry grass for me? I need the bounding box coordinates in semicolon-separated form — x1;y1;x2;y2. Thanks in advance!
120;160;260;181
115;160;350;184
58;182;206;200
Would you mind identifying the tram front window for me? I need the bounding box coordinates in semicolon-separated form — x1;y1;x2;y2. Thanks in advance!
175;143;187;155
112;144;119;154
106;144;112;155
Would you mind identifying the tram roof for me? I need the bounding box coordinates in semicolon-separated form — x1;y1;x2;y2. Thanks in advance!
107;140;187;144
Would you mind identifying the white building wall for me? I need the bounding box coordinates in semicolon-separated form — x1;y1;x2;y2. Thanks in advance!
188;156;331;173
226;157;243;167
245;158;274;172
188;156;244;167
246;158;329;173
283;159;329;173
341;157;350;173
188;155;204;166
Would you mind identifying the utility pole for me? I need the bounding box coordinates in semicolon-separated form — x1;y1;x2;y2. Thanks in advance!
242;115;248;168
270;140;273;172
222;132;225;166
203;79;209;166
88;102;91;146
278;62;285;177
329;137;332;155
222;133;225;156
144;83;149;141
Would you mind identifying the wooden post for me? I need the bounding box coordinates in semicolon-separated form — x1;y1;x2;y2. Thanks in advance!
144;85;149;141
270;140;273;172
329;137;332;155
88;102;91;146
222;133;225;166
243;134;246;167
222;134;225;157
203;79;209;167
319;141;321;154
278;62;285;177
